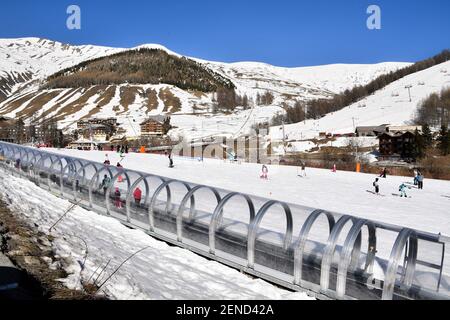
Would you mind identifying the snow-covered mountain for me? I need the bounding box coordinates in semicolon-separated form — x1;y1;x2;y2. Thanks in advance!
0;37;411;137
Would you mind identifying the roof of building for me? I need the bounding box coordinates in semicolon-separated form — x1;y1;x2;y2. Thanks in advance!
140;115;170;125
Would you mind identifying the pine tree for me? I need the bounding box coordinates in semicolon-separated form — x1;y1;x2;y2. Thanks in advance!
421;123;433;148
413;129;425;159
437;125;450;155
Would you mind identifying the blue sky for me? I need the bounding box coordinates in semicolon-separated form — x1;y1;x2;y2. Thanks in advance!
1;0;449;67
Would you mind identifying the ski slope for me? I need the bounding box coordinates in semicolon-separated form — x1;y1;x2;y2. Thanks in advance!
270;60;450;142
44;148;450;237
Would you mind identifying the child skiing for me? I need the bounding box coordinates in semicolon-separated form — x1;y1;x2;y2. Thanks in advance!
373;178;380;194
399;183;408;198
260;165;269;180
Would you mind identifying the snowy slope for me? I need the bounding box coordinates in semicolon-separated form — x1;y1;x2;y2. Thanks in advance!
270;60;450;142
0;168;312;300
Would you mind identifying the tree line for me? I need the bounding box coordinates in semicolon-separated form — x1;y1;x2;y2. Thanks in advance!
44;48;235;93
414;87;450;127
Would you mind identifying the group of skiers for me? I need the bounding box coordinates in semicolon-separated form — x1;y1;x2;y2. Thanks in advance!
372;167;425;198
99;173;142;209
259;161;307;180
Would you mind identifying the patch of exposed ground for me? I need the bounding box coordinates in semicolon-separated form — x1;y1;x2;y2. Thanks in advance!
0;199;104;300
119;86;141;115
16;91;62;119
144;88;158;113
159;87;181;113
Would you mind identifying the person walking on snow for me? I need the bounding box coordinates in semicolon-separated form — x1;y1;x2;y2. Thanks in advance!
413;169;418;185
332;163;337;173
260;165;269;180
373;178;380;194
133;187;142;206
399;183;408;198
114;187;122;208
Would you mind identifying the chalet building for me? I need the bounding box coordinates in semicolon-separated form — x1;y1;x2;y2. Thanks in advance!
140;115;171;137
76;118;118;142
378;131;417;161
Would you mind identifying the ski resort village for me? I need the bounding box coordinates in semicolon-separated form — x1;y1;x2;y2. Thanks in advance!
0;1;450;306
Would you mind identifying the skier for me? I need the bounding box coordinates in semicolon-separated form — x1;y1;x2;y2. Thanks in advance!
380;167;387;178
117;162;124;183
103;154;111;166
331;163;337;173
399;183;408;198
125;145;129;154
301;162;307;177
373;178;380;194
168;152;174;168
260;165;269;180
413;169;418;185
417;172;424;190
133;187;142;206
114;187;122;208
100;174;111;196
15;158;21;169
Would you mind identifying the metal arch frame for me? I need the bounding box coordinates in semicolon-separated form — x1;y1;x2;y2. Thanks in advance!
335;219;377;299
319;215;357;292
60;158;84;195
104;170;133;216
125;174;164;223
293;209;336;286
148;179;192;232
34;153;59;188
29;151;43;177
87;163;112;206
247;200;294;269
209;192;256;255
47;156;68;191
176;185;222;242
382;228;418;300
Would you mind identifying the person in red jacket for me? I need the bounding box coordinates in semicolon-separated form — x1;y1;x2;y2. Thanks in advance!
133;187;142;206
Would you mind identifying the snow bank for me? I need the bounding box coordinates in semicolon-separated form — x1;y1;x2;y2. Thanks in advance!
0;168;312;300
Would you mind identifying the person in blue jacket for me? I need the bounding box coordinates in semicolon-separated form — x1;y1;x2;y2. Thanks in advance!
399;183;408;198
